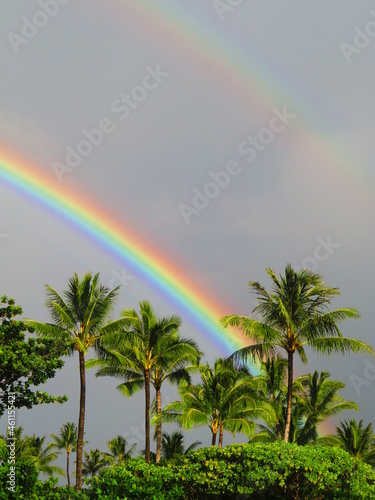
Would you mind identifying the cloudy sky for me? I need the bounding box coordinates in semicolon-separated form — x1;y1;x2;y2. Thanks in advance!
1;0;375;469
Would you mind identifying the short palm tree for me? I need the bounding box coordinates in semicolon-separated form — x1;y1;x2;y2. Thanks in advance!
82;448;111;477
220;264;373;442
105;435;136;464
158;358;274;447
27;272;123;490
252;370;358;445
295;371;358;445
50;422;78;490
161;431;201;460
29;435;64;478
319;419;375;465
87;300;200;463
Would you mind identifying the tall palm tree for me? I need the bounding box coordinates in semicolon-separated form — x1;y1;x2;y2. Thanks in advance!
158;358;274;447
87;300;200;463
161;431;201;460
220;264;373;442
319;419;375;465
27;272;123;490
105;435;136;464
50;422;78;490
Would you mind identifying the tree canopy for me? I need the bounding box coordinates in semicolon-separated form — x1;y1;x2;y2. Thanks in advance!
0;296;68;417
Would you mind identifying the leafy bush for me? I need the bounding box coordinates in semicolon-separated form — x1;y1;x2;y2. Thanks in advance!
3;443;374;499
163;442;375;499
0;460;38;499
86;457;184;499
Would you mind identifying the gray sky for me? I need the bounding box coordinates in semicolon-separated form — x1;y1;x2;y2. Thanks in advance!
1;0;375;474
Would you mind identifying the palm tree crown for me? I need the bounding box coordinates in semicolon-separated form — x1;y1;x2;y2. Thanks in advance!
106;435;136;464
161;431;201;460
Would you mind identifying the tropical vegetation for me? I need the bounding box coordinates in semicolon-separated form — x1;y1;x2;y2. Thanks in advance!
1;266;374;498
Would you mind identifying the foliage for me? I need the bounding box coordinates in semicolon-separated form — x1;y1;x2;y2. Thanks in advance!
220;264;372;442
82;443;375;499
86;457;184;499
0;296;68;416
0;460;38;500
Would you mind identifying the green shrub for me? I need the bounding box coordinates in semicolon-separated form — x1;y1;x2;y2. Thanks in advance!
84;443;375;499
4;444;374;499
0;460;38;499
87;457;184;499
164;442;375;499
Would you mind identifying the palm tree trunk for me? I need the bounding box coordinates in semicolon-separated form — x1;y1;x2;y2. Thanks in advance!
67;450;70;490
211;431;217;446
155;386;162;463
284;350;294;443
218;426;224;448
145;368;151;463
76;351;86;490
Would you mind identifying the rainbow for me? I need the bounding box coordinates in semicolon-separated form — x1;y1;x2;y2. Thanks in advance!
103;0;373;199
0;148;247;358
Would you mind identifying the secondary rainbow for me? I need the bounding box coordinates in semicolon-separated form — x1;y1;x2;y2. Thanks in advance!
0;148;249;358
103;0;373;197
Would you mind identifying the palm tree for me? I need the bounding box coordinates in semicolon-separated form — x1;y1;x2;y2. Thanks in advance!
0;428;63;477
4;426;35;462
87;300;200;463
252;370;358;445
105;435;136;464
161;431;201;460
158;358;274;447
220;264;373;442
319;419;375;465
29;435;64;478
295;371;358;445
82;449;111;477
27;272;123;490
50;422;78;490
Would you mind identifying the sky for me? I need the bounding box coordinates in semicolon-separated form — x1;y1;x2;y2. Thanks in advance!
1;0;375;475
